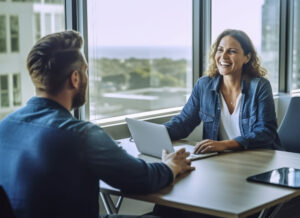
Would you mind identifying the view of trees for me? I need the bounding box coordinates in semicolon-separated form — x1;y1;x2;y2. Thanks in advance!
88;57;189;119
89;57;188;93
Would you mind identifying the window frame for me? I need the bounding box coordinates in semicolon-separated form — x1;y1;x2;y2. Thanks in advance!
66;0;210;127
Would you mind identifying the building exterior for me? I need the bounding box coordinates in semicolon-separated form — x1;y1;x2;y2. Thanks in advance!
0;0;64;119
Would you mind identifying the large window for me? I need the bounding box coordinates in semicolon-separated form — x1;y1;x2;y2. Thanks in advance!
1;0;300;124
0;0;64;120
211;0;280;93
291;0;300;90
87;0;193;121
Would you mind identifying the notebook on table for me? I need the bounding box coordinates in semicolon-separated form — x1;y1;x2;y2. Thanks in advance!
125;118;218;161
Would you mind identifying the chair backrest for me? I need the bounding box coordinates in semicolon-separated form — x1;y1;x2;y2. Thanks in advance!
278;96;300;153
0;186;15;218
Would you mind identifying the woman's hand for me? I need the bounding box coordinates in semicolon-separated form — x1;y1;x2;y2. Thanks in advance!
194;139;240;154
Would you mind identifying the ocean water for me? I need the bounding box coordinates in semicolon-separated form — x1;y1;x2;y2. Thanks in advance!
89;46;192;60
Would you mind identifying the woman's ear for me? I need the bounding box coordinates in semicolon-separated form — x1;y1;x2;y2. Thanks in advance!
245;53;251;64
69;70;80;89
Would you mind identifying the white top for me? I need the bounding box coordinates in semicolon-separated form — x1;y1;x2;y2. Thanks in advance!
218;93;242;140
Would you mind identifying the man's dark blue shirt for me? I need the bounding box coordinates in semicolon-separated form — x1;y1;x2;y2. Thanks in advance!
0;97;173;218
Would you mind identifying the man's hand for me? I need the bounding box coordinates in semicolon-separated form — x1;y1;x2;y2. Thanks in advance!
162;148;195;180
194;139;240;154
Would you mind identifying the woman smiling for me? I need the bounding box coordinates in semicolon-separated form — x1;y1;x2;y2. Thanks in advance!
165;29;282;153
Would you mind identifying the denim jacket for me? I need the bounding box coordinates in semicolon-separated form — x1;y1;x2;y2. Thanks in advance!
165;75;282;150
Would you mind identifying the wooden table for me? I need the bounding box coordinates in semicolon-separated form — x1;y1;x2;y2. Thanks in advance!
100;138;300;218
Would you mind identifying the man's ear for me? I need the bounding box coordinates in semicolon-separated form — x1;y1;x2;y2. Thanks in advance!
69;71;80;89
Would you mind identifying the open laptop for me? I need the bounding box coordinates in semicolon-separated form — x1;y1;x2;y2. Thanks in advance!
126;118;218;161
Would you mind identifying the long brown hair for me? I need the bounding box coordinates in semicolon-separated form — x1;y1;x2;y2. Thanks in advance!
205;29;267;78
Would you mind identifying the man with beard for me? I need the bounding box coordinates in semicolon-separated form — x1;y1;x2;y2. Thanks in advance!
0;31;194;218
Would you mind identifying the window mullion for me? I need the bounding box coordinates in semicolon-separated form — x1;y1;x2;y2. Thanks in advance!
193;0;211;85
279;0;293;93
65;0;88;120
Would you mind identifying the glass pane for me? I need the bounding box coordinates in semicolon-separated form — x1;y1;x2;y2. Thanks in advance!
45;0;63;4
0;1;64;120
0;75;9;107
292;0;300;90
10;16;19;51
12;0;39;2
87;0;193;121
13;91;21;106
13;73;20;89
1;93;9;107
10;16;19;52
45;13;51;35
0;75;8;90
13;73;22;106
0;15;6;52
54;13;63;32
211;0;280;93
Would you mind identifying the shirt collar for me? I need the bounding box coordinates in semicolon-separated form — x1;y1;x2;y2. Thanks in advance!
210;74;247;93
27;97;72;116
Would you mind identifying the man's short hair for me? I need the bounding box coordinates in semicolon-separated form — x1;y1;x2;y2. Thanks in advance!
27;30;84;95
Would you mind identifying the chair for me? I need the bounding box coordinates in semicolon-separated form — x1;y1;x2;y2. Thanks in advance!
0;186;15;218
278;96;300;153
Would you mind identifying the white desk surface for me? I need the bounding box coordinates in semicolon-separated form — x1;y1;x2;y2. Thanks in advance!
100;138;300;218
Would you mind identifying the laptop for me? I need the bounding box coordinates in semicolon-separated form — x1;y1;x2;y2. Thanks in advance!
125;118;218;161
